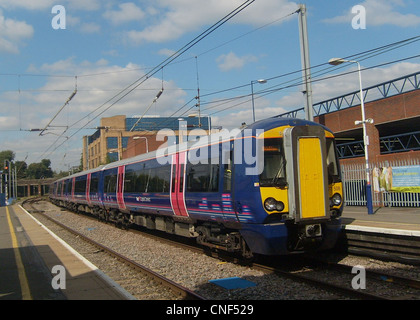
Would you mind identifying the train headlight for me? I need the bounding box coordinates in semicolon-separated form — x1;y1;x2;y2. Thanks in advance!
264;197;277;211
276;201;285;211
264;198;284;212
331;193;342;207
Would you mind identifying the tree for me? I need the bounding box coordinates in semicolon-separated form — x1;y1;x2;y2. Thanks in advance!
0;150;15;167
26;159;53;179
14;161;27;179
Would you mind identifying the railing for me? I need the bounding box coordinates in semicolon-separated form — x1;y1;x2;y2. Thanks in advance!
336;131;420;159
341;159;420;207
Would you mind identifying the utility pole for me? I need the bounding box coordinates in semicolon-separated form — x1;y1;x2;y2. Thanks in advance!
4;160;9;202
298;4;314;121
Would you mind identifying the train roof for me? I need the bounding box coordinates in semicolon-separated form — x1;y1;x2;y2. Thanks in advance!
248;116;333;133
53;116;333;182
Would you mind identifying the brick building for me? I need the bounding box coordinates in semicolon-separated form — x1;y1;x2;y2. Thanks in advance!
317;88;420;165
82;114;211;170
279;71;420;207
279;71;420;166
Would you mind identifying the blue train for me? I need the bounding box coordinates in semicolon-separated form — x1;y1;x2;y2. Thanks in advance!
49;117;344;257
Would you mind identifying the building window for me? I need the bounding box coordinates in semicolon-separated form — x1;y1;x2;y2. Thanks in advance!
107;152;118;162
107;137;118;149
122;136;129;149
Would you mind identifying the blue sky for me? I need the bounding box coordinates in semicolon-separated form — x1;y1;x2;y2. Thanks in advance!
0;0;419;172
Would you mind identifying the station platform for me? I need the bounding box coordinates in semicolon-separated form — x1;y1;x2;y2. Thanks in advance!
341;206;420;236
0;204;136;300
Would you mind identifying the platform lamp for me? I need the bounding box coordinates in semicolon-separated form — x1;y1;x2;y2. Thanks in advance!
328;58;374;214
251;79;267;123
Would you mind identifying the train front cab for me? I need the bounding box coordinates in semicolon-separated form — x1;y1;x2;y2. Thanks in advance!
240;124;343;256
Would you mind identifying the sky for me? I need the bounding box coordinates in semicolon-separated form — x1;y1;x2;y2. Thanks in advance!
0;0;419;172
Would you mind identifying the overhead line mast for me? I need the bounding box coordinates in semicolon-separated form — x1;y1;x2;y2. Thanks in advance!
298;4;314;121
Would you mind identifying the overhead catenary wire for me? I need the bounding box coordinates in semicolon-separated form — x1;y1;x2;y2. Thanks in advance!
38;76;77;136
67;0;256;131
196;34;420;115
31;7;420;163
206;52;420;116
36;0;257;161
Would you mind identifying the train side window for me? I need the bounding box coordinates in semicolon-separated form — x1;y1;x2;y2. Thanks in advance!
64;180;70;194
148;165;171;193
179;164;184;193
171;164;176;193
90;176;99;193
186;160;219;192
326;138;341;183
74;178;87;193
104;174;117;193
124;170;137;193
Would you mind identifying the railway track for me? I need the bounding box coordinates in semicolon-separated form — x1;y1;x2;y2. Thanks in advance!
22;197;420;300
253;256;420;300
22;197;205;301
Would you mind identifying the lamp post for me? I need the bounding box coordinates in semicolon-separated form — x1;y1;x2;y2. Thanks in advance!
328;58;374;214
250;79;267;123
133;136;149;153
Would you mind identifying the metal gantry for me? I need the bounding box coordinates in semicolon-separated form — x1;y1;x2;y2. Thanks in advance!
336;131;420;159
278;71;420;118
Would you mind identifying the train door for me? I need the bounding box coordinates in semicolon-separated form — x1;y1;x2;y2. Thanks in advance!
284;125;330;222
70;178;75;202
170;151;189;216
221;142;238;223
117;166;126;211
86;173;91;206
103;168;118;209
298;137;326;219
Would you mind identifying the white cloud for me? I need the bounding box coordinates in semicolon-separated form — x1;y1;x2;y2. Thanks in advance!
216;51;257;71
3;59;189;170
125;0;298;45
324;0;420;27
80;22;101;33
158;48;176;57
0;0;56;10
0;0;101;11
0;10;33;53
103;2;145;25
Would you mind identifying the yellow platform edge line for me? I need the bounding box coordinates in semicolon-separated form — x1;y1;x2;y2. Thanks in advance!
5;206;33;300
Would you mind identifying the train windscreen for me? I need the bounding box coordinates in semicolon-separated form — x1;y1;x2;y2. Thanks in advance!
259;138;287;187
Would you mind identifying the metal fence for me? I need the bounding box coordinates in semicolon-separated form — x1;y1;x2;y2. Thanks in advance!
341;159;420;207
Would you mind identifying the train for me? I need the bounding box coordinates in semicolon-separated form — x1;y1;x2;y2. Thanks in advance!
49;117;344;258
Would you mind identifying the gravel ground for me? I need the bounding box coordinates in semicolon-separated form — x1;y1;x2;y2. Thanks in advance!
24;200;420;300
